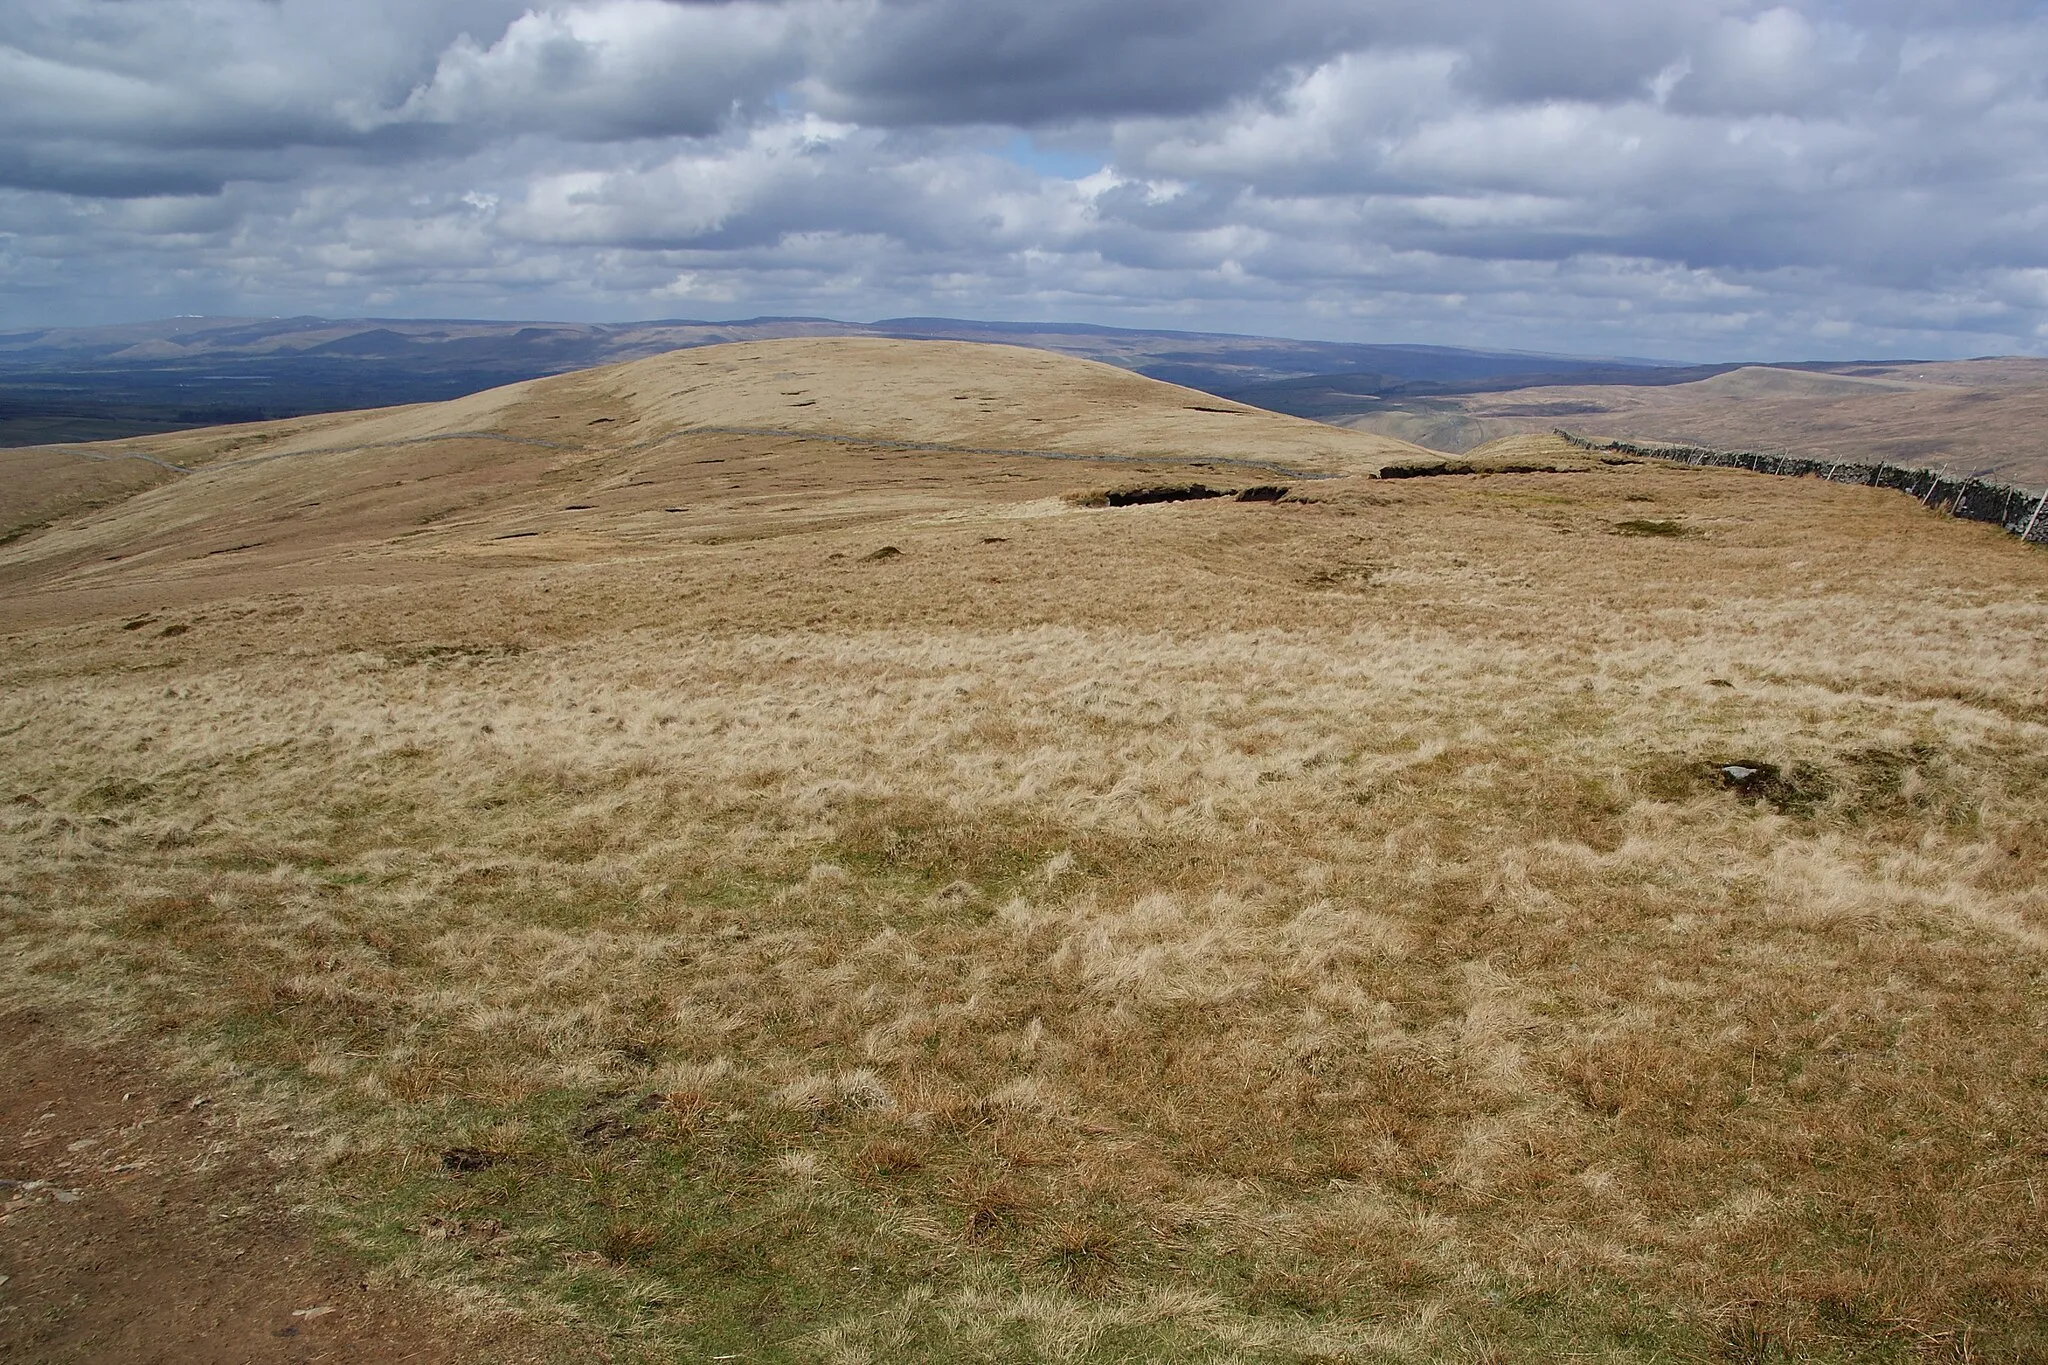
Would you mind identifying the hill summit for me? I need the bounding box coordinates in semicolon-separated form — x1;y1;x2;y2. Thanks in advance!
0;338;1438;607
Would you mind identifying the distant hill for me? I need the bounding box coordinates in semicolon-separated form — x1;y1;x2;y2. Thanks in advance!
0;313;1681;448
13;315;2038;489
0;336;1441;564
1331;358;2048;490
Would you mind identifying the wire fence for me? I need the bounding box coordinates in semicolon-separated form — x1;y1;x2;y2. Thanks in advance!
1553;429;2048;547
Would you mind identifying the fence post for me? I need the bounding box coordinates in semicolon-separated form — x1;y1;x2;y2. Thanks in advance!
2024;489;2048;544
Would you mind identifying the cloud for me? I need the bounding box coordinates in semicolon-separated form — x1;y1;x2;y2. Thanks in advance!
1;0;2046;358
395;0;807;141
800;0;1377;126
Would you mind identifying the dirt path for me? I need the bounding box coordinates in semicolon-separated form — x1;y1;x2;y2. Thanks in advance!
0;1010;562;1364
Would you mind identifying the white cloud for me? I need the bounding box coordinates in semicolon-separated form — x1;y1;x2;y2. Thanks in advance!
394;0;808;140
0;0;2044;358
1674;7;1826;114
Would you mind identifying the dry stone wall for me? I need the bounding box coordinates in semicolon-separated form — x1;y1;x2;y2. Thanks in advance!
1554;429;2048;546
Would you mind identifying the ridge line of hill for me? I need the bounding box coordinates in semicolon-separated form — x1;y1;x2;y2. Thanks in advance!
0;336;1438;563
0;313;1695;450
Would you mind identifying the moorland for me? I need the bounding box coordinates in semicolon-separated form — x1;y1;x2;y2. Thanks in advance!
2;338;2045;1363
1325;360;2048;490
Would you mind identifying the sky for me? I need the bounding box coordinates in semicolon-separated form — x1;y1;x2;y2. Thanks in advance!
3;0;2047;360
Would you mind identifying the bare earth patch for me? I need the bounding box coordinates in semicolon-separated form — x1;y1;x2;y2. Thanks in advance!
0;1011;575;1363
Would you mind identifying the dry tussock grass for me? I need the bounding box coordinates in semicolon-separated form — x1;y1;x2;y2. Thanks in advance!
1;347;2046;1360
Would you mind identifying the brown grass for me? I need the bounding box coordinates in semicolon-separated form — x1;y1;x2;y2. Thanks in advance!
1347;359;2048;488
0;340;2045;1361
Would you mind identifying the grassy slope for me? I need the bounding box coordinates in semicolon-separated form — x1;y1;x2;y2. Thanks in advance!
1342;360;2048;489
0;445;185;546
1;354;2045;1363
0;338;1432;623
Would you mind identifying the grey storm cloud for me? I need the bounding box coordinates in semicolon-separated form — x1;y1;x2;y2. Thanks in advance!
2;0;2046;358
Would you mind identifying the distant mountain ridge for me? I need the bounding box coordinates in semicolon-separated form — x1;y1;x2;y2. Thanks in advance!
0;313;1697;448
